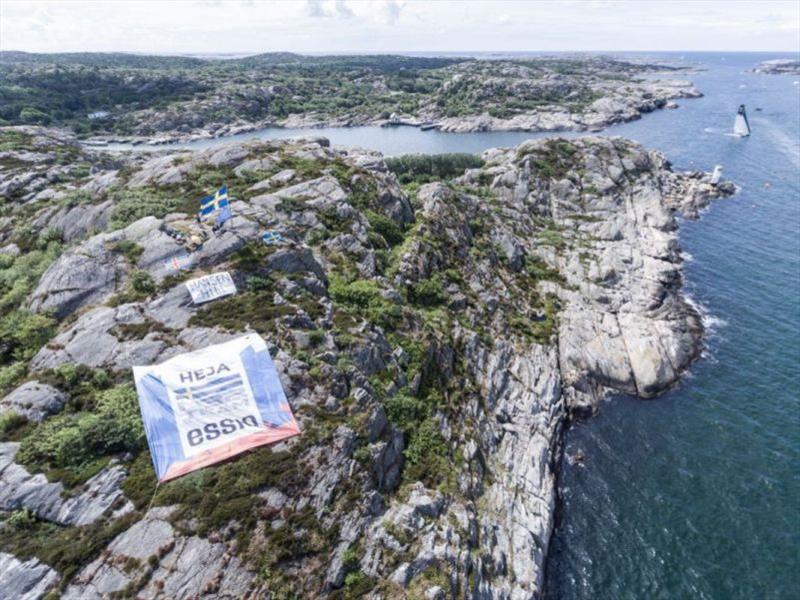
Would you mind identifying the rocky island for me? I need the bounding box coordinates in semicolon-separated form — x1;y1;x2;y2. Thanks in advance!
752;58;800;75
0;123;733;599
0;52;699;144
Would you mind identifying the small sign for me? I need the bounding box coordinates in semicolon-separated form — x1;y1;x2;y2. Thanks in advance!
185;272;237;304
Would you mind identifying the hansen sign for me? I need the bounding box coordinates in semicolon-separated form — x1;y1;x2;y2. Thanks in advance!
133;334;300;481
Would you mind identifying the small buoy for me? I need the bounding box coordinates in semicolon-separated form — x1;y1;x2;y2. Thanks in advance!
764;182;771;188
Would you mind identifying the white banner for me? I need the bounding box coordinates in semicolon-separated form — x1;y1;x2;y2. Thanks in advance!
185;271;237;304
133;333;301;481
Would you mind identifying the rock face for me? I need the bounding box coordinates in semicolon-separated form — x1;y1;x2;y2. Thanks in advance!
0;381;67;422
0;552;59;600
62;507;253;600
0;443;133;526
0;130;733;599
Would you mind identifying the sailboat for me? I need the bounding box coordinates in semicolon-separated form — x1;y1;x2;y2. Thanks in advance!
733;104;751;137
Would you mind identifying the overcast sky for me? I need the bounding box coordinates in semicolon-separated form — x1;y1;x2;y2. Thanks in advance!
2;0;799;55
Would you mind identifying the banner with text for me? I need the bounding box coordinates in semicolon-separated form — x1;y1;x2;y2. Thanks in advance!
133;333;300;481
185;271;237;304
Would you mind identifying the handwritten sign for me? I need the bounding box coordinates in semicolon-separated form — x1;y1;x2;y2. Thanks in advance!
185;272;237;304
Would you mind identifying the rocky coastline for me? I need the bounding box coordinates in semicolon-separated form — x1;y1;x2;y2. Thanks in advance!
0;126;734;598
83;76;700;148
752;59;800;75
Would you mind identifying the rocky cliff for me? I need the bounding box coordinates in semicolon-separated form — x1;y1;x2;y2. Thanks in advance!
0;126;733;599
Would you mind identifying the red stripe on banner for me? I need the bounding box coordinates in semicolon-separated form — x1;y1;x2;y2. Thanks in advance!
159;418;301;482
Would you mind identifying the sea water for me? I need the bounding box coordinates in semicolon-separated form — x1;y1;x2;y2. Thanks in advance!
543;52;800;600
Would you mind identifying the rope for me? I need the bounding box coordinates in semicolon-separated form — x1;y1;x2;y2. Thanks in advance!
144;481;161;518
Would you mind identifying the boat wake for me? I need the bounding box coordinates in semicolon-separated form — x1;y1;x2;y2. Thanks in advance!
754;118;800;169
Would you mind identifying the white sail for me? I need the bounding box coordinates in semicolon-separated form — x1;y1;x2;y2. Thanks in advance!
733;105;751;137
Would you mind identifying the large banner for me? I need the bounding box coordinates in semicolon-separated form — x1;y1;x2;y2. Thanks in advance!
133;333;300;481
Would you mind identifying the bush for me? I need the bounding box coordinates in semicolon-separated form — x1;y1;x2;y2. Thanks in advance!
385;153;484;183
0;310;57;363
384;393;428;431
130;270;155;294
0;243;62;314
364;210;404;246
0;411;28;439
403;417;448;485
0;361;26;394
108;187;182;229
17;385;145;473
329;277;383;309
408;277;445;307
7;508;37;530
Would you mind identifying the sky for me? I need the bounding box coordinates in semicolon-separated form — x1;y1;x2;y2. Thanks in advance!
1;0;799;55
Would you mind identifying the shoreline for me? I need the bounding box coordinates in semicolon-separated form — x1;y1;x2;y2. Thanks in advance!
0;127;735;598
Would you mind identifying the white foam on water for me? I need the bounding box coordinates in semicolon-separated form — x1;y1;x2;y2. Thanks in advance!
682;251;694;263
685;293;727;334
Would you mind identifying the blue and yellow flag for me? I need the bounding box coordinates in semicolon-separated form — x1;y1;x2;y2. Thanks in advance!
199;185;229;222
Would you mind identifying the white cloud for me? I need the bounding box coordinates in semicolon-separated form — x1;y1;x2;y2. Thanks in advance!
335;0;354;19
305;0;327;18
0;0;797;53
381;0;403;25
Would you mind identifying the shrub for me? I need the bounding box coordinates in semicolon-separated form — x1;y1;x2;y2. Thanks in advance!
402;417;448;485
329;277;383;309
16;384;145;473
0;243;62;314
385;153;484;183
0;361;26;395
408;277;445;307
0;310;57;363
364;210;404;246
7;508;37;530
108;187;182;229
0;411;28;440
130;270;155;294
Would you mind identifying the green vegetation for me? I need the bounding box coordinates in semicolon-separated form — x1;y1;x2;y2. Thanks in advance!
107;269;156;306
0;411;30;441
1;511;139;587
108;187;183;229
190;292;297;334
17;385;145;486
523;139;580;180
385;153;484;184
0;52;650;136
408;277;446;307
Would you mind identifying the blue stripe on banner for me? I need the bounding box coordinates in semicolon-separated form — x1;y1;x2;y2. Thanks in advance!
173;373;243;396
199;205;215;216
177;378;245;403
200;194;215;207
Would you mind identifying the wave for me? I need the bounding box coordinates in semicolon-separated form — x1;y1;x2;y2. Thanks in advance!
685;293;727;334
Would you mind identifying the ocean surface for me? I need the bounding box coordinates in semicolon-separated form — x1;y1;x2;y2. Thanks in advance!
106;51;800;597
543;52;800;600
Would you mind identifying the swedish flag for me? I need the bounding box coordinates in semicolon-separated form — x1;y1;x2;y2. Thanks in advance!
198;185;229;221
